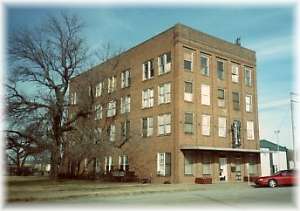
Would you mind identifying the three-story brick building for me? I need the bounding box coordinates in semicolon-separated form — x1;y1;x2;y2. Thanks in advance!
68;23;260;183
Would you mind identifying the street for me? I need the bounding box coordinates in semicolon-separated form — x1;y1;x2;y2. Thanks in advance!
57;183;296;207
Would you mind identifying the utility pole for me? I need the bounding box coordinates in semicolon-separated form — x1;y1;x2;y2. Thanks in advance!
290;92;297;168
274;130;280;172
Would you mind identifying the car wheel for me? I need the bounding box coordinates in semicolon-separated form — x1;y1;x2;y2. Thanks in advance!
268;179;277;188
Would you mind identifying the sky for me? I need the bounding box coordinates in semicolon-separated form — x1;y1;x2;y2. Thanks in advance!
5;4;297;149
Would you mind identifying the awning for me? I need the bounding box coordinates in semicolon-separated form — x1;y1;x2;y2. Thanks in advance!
180;145;261;153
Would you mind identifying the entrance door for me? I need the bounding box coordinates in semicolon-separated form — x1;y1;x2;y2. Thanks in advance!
219;158;228;181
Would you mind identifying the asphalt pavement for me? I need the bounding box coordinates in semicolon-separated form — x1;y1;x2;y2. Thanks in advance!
57;183;297;208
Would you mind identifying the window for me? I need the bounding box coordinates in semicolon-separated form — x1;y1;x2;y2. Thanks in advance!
108;76;116;93
105;156;113;173
217;88;225;107
142;88;154;108
143;59;154;80
184;154;193;175
95;104;102;120
232;64;239;83
248;160;257;175
121;95;131;114
70;92;77;105
217;60;225;80
107;100;116;117
158;83;171;104
108;124;116;142
121;121;130;140
119;155;129;171
218;117;227;137
201;114;211;136
244;67;252;86
158;52;171;75
158;113;171;135
121;70;131;88
200;54;209;76
94;128;102;144
142;117;153;137
184;112;193;134
95;82;102;97
88;85;92;96
201;84;210;105
183;51;193;71
184;81;193;102
157;152;171;176
245;95;253;112
232;92;240;110
203;157;212;175
247;121;254;140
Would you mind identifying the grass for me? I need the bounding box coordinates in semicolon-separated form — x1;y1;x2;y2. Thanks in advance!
5;176;206;202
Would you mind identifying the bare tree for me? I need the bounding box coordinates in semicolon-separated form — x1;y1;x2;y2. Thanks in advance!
6;13;90;178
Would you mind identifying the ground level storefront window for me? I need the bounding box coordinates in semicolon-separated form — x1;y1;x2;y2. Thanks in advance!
184;154;193;175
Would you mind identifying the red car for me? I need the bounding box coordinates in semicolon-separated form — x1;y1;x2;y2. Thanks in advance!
255;170;297;188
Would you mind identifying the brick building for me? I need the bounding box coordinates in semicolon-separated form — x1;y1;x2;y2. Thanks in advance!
68;23;260;183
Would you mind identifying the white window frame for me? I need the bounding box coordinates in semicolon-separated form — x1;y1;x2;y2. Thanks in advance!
109;124;116;142
142;88;154;108
184;81;193;102
201;84;210;105
245;95;253;112
95;82;102;97
201;114;211;136
183;51;193;71
217;60;225;80
121;70;130;88
119;155;128;171
157;152;171;176
158;52;171;75
184;112;194;134
142;117;153;137
121;95;131;114
217;88;225;107
95;104;102;120
244;67;252;86
200;54;209;76
158;83;171;104
157;113;171;135
232;64;239;83
218;117;227;137
247;121;255;140
70;92;77;105
107;100;116;117
108;76;116;93
142;60;154;80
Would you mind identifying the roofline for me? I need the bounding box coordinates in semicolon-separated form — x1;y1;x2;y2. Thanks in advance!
72;22;255;81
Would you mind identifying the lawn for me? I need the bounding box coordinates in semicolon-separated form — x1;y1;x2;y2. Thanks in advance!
5;176;204;202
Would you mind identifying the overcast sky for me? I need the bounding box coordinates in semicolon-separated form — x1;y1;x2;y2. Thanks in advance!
5;5;296;149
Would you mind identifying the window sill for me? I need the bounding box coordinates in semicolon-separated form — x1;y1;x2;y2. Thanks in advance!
142;77;154;82
184;132;194;135
184;174;194;176
157;133;171;137
158;70;171;76
158;102;171;106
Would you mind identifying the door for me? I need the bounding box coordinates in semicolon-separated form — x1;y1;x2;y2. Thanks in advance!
219;158;228;181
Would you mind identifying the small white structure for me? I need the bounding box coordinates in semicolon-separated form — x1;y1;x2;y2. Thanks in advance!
260;140;288;176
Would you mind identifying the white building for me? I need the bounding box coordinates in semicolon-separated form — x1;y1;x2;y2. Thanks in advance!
260;140;288;176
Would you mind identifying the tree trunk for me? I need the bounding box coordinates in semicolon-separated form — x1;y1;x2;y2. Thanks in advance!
49;145;60;179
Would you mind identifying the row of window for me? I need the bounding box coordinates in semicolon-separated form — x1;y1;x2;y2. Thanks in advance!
97;152;257;178
184;82;253;112
184;113;255;140
103;155;129;173
183;155;257;176
183;48;253;86
93;113;254;143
